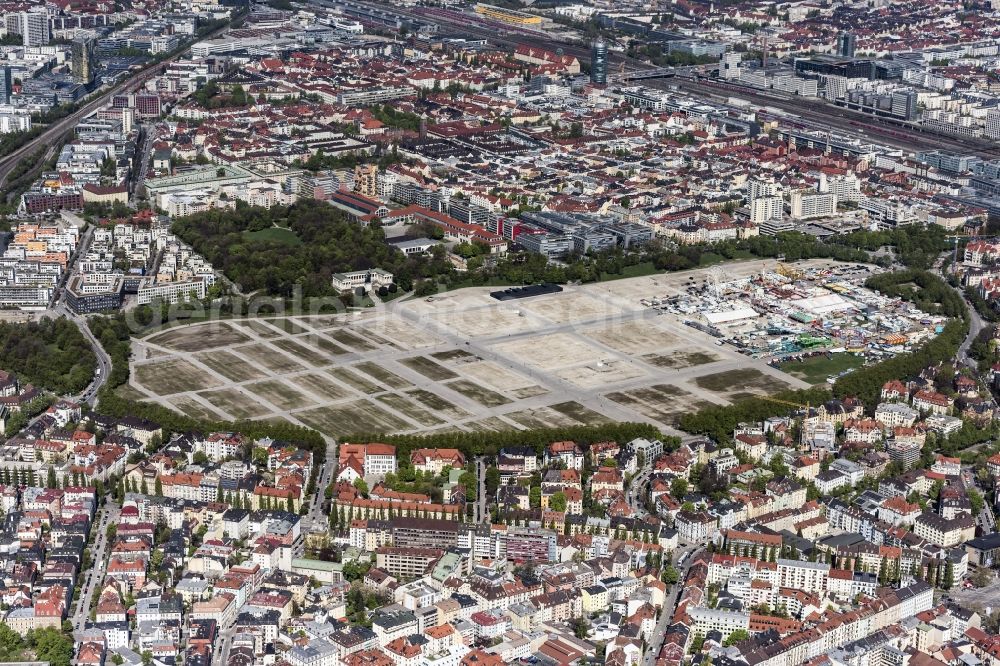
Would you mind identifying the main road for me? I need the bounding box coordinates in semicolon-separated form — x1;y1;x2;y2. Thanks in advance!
957;290;986;369
64;303;113;407
41;222;114;407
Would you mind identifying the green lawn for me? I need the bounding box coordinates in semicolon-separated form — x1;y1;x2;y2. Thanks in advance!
440;276;521;293
699;250;756;267
435;255;763;294
600;254;760;280
244;226;301;245
778;354;864;384
600;261;661;281
379;288;409;302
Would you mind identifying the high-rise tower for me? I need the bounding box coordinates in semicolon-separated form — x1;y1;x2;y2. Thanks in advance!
71;36;98;84
590;39;608;85
837;32;857;58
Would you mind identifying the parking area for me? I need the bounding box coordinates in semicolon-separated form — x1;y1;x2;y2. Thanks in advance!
949;575;1000;611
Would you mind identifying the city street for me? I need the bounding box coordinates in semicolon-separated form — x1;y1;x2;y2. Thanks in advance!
962;468;997;535
212;616;237;666
642;545;703;666
72;498;120;631
294;438;338;558
476;456;488;523
130;123;157;202
627;467;653;518
616;439;706;665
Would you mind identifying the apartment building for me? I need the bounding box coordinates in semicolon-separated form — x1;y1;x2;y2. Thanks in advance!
374;547;442;579
372;609;418;648
676;510;717;544
789;190;837;220
689;607;751;641
913;512;975;548
776;559;830;592
410;449;466;474
874;403;920;429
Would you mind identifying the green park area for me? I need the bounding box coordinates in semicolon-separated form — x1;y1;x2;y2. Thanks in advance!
243;226;301;245
778;354;865;385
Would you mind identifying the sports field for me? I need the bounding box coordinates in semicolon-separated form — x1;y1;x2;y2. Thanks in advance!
128;260;816;438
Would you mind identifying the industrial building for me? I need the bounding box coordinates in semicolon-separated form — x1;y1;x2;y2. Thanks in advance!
839;87;918;120
794;56;879;80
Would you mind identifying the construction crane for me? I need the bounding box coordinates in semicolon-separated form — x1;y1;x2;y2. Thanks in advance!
758;395;807;410
775;263;803;281
757;394;814;417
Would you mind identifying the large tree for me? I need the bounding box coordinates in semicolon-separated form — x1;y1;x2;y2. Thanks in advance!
28;627;73;666
0;317;96;394
485;466;501;497
529;486;541;509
